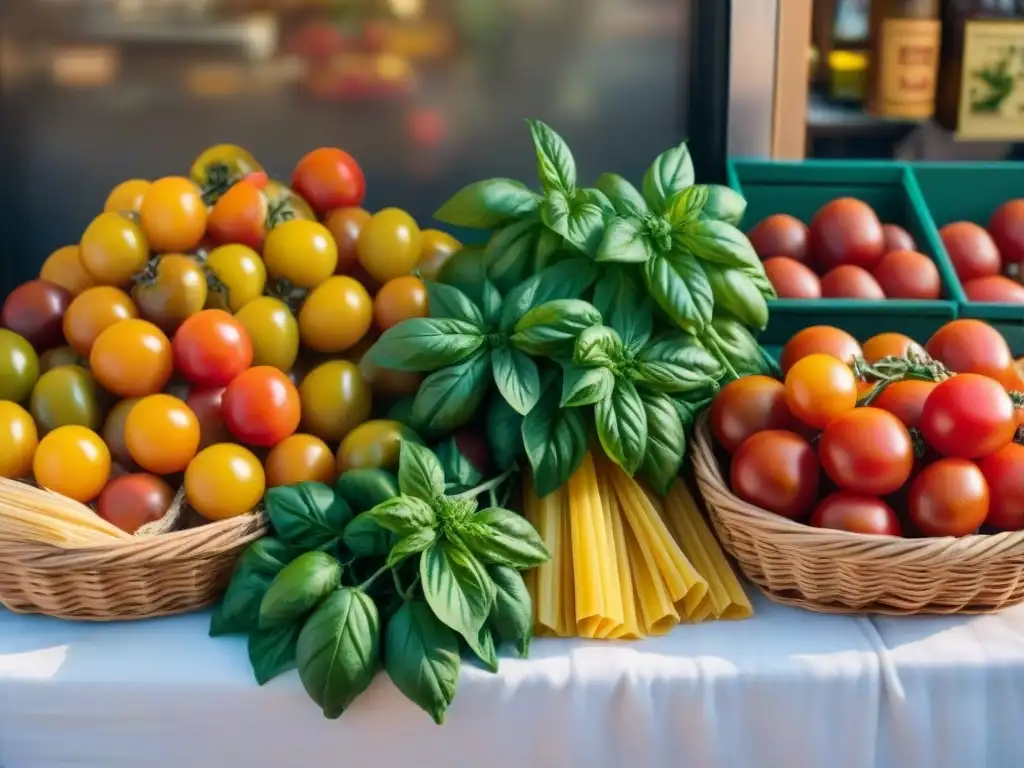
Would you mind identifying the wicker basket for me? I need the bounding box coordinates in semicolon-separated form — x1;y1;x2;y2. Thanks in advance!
0;486;268;621
691;417;1024;615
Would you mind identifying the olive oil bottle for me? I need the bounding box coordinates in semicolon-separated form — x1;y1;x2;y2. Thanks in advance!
867;0;943;118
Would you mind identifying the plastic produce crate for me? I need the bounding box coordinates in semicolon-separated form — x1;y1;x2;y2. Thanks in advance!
728;160;960;347
910;163;1024;356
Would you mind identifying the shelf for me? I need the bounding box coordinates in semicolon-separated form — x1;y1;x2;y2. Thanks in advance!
806;92;923;135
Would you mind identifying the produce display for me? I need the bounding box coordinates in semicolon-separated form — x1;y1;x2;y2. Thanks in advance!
940;202;1024;303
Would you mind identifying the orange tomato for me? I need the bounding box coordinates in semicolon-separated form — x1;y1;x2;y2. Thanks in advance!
124;394;201;474
780;326;863;375
63;286;139;356
103;179;151;214
185;443;265;521
298;276;373;353
40;246;96;296
79;212;150;286
861;333;925;364
417;229;461;280
89;318;173;397
784;353;858;429
33;425;111;503
374;276;428;330
139;176;207;253
0;401;38;479
206;179;268;250
871;380;938;430
323;207;371;275
265;433;336;487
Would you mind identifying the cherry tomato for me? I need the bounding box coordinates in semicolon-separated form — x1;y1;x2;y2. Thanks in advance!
263;219;338;289
103;179;151;214
265;433;336;488
374;276;428;330
417;229;462;280
102;397;141;468
235;297;299;373
185;386;232;450
97;473;174;534
206;179;268;250
820;265;886;299
940;221;1001;282
298;276;373;353
872;250;941;299
223;366;300;447
926;319;1017;388
358;357;422;399
185;443;265;521
2;279;71;351
357;208;423;283
989;199;1024;266
977;443;1024;531
39;345;86;374
139;176;207;253
336;419;418;473
264;179;317;222
191;144;263;199
881;223;916;253
808;198;885;272
963;275;1024;303
39;245;96;296
299;360;372;441
30;364;102;433
747;214;808;263
0;329;39;403
132;254;208;333
63;285;138;356
870;380;937;429
173;309;253;388
291;147;366;216
33;425;111;503
90;318;173;397
920;374;1016;459
124;394;201;474
811;493;902;536
861;332;925;364
324;207;371;275
204;244;266;313
709;375;793;453
784;353;858;429
79;212;150;286
730;430;819;518
762;256;821;299
0;401;38;478
819;407;914;495
780;326;862;374
909;459;989;537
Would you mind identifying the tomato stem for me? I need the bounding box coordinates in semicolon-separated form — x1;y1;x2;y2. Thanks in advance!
452;468;515;502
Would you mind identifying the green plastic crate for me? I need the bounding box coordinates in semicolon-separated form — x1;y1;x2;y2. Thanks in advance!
910;163;1024;356
728;159;960;347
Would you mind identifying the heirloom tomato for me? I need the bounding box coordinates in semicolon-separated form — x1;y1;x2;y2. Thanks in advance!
90;319;173;398
925;319;1017;388
2;279;71;351
30;364;102;433
820;265;885;299
298;276;373;353
264;179;316;222
0;401;38;479
190;144;263;201
0;329;39;403
223;366;301;447
204;244;266;313
39;245;96;296
97;473;174;534
33;425;111;503
818;408;914;496
263;219;338;289
374;276;428;330
206;179;269;250
881;223;916;253
779;326;862;374
417;229;462;280
872;250;941;300
63;285;138;356
39;346;86;374
860;333;924;364
870;380;936;430
234;297;299;373
185;386;232;450
977;443;1024;531
989;199;1024;266
784;353;858;429
940;221;1001;282
357;208;422;283
139;176;207;253
103;179;151;214
808;198;885;272
336;419;418;473
747;213;808;263
291;147;366;216
185;443;265;521
265;433;336;488
358;358;421;398
810;493;902;536
730;430;820;519
132;254;208;333
323;207;370;274
124;394;201;474
963;275;1024;303
909;459;989;537
299;360;372;441
102;397;141;468
709;375;793;454
79;212;150;286
762;257;821;299
173;309;253;388
920;374;1016;459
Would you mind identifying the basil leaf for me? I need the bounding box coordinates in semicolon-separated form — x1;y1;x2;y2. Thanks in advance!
511;299;603;357
411;348;492;439
633;333;724;393
424;281;484;326
421;538;496;638
459;507;550;568
500;258;599;331
367;318;485;372
642;252;714;334
526;118;576;195
485;218;539;294
638;390;687;495
701;184;747;226
674;218;761;273
705;314;769;378
436;495;477;525
592;268;653;352
437;245;487;294
491;346;541;416
541;189;606;258
464;624;499;673
748;269;779;301
642;142;695;214
387;396;417;429
434;178;540;229
480;280;503;326
533;228;564;271
487;394;525;472
367;494;436;536
266;482;352;551
248;623;301;686
596;217;654;264
595;172;648;217
386;527;438;568
434;436;484;494
573;324;623;368
487;565;532;657
398;440;446;501
702;262;769;331
595;378;648;475
665;185;709;226
335;469;399;514
342;512;392;558
385;600;460;725
297;587;380;719
210;538;296;637
561;363;615;407
260;551;343;629
522;387;588;496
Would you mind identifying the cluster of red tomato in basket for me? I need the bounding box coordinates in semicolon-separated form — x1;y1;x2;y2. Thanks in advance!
709;320;1024;538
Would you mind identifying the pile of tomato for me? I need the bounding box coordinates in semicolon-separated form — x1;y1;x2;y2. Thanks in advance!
710;319;1024;538
0;143;462;534
939;201;1024;304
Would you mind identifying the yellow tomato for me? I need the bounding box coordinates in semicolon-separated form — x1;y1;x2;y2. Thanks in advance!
40;245;96;296
185;443;265;521
336;419;417;473
298;276;373;353
33;425;111;503
235;296;299;372
131;253;208;333
373;276;428;330
0;401;38;478
191;144;262;191
204;244;267;312
89;319;173;398
103;179;151;214
263;220;338;289
299;360;372;442
265;433;336;488
417;229;461;280
139;176;207;253
357;208;422;282
63;285;139;356
124;394;201;475
265;179;317;222
79;212;150;286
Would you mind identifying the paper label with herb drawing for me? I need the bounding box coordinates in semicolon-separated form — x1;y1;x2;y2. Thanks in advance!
957;20;1024;141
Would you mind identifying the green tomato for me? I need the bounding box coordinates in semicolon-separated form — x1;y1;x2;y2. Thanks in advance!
0;329;40;403
30;364;103;433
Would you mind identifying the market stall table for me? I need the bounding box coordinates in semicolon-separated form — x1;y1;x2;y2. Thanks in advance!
3;591;1024;768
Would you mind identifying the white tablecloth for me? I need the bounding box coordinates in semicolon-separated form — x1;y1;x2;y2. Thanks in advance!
2;591;1024;768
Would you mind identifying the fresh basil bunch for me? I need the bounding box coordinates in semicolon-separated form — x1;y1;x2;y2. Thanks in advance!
210;441;544;725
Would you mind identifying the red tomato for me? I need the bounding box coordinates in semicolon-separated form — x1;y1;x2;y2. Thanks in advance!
820;265;886;299
909;459;989;537
173;309;254;388
871;380;937;429
2;280;71;351
940;221;1001;282
730;430;820;519
810;493;903;536
185;386;232;450
925;319;1017;388
747;214;809;263
96;473;175;534
780;326;863;375
920;374;1017;459
222;366;301;447
977;443;1024;531
710;375;794;453
784;353;858;429
206;179;268;250
872;250;941;300
762;257;821;299
963;275;1024;303
808;198;885;273
881;223;916;253
291;147;366;217
861;333;925;364
818;407;914;496
988;199;1024;266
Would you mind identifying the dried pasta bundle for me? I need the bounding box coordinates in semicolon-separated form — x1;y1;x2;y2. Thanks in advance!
0;478;131;547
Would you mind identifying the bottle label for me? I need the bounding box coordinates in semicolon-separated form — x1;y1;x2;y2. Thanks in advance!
957;20;1024;141
877;18;941;119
